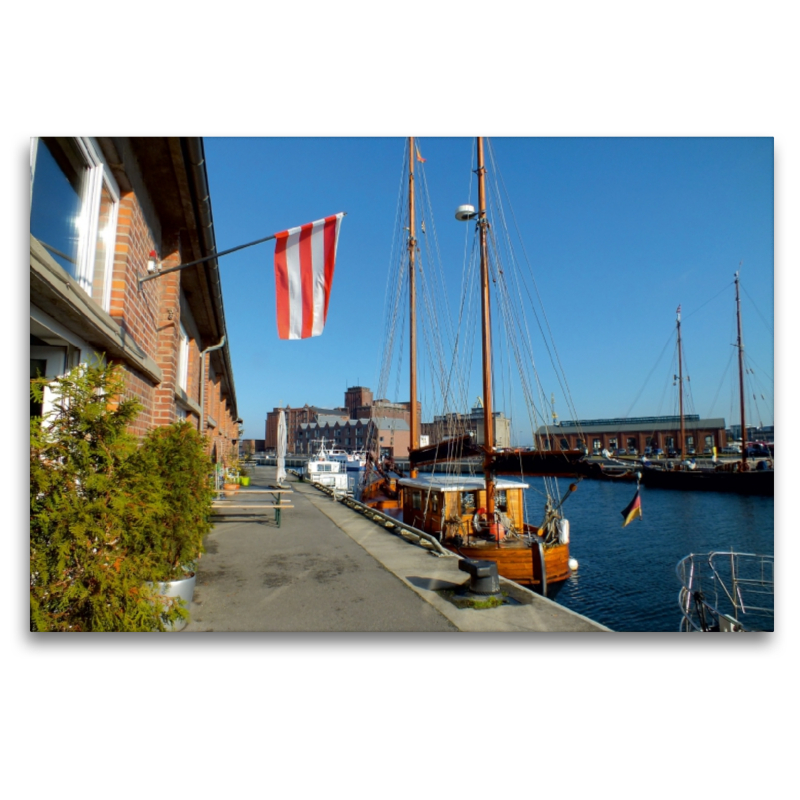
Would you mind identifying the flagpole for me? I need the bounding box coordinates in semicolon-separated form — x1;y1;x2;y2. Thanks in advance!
138;233;277;286
138;212;348;287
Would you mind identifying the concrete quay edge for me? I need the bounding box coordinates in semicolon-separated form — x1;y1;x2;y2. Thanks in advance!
291;475;612;633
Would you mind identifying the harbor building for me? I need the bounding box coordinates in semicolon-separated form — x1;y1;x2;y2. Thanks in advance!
30;136;240;461
421;399;512;448
266;386;418;453
265;405;348;452
535;415;727;454
296;417;410;459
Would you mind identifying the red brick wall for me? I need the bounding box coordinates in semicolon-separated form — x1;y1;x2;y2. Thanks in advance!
106;191;238;448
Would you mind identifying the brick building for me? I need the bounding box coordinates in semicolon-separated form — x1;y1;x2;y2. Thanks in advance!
30;136;239;462
296;417;410;459
344;386;372;417
265;387;417;453
534;415;727;454
265;405;348;451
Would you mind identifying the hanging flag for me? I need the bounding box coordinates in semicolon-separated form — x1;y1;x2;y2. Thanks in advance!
274;213;344;339
415;145;426;163
621;488;642;527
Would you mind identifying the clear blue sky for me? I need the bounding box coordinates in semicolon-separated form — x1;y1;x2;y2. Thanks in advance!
204;137;774;441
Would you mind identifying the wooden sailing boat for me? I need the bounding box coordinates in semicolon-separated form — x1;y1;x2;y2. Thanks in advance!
640;273;773;495
364;137;582;596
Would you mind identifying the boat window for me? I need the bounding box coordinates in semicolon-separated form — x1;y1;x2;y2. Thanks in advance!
412;491;421;510
495;489;507;508
460;492;475;514
431;493;439;513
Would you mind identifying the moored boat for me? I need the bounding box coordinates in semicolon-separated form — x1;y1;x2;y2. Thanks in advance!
640;275;774;496
676;551;773;632
398;474;575;596
362;137;582;596
305;441;350;493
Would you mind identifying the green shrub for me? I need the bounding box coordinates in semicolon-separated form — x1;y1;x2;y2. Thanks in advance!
136;421;213;578
30;359;212;632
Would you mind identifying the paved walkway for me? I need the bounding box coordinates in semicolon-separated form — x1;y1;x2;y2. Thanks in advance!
185;466;610;633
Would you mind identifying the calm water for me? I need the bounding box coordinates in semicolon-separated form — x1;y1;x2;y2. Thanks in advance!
523;478;775;632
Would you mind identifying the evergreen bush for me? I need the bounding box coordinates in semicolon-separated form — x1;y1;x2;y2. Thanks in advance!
30;359;213;632
136;421;213;578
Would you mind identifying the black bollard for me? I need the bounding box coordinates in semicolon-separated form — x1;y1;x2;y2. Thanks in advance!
458;559;500;595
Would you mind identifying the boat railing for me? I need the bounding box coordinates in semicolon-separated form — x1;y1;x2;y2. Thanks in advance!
676;551;774;632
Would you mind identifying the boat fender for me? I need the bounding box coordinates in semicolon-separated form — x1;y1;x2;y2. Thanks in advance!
557;519;570;544
568;557;579;571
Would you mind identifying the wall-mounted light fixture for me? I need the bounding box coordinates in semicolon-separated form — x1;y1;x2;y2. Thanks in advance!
147;250;158;273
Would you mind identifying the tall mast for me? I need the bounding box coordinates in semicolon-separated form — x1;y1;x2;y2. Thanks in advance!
408;138;419;478
735;270;747;471
476;137;496;521
677;305;685;457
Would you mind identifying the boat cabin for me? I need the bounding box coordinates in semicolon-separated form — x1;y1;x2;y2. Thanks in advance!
397;475;530;541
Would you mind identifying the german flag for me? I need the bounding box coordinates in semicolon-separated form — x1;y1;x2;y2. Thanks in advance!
621;489;642;527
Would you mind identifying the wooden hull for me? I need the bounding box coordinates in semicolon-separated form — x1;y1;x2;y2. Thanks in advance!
409;439;586;478
449;538;571;598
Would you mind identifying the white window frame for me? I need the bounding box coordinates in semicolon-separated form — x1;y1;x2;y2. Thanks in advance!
30;137;120;312
178;321;190;391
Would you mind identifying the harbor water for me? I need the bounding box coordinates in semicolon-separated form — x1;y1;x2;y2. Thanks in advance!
523;477;775;631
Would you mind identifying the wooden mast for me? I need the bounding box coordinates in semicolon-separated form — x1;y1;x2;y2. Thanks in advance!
677;305;685;457
735;270;747;472
408;138;419;478
476;137;496;525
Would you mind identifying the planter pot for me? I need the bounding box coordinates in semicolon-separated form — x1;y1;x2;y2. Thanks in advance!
223;483;239;492
240;476;250;486
150;572;196;632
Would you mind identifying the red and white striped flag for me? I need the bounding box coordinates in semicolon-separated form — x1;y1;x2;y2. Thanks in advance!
274;213;344;339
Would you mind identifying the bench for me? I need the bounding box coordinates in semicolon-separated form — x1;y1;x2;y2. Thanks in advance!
212;487;294;527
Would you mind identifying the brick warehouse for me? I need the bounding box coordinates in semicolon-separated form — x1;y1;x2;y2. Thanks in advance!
534;415;727;454
30;137;240;461
265;385;418;454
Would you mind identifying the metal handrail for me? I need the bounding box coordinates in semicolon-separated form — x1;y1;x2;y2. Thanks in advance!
295;470;453;557
676;551;774;632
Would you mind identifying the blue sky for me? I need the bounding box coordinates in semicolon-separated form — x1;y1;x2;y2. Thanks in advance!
204;136;774;442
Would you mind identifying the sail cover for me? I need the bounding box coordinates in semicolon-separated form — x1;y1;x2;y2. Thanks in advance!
276;409;287;485
274;213;344;339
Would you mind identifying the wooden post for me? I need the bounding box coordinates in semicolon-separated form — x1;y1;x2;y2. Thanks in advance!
477;137;496;525
409;137;419;478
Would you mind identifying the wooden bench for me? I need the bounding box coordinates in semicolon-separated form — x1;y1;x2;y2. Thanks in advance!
212;487;294;527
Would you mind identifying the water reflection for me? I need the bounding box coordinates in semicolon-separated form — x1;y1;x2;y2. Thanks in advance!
524;478;774;632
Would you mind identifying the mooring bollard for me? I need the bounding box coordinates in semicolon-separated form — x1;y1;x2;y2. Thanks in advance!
458;558;500;595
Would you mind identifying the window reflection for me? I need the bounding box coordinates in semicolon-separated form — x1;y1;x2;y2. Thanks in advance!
30;138;84;277
92;182;114;306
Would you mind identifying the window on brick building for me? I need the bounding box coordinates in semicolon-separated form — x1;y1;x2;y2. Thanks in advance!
178;321;190;391
30;137;120;312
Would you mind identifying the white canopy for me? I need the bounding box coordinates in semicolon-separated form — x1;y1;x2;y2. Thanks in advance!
398;475;529;492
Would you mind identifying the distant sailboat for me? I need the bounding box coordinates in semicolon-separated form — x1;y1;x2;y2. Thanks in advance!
641;273;773;495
